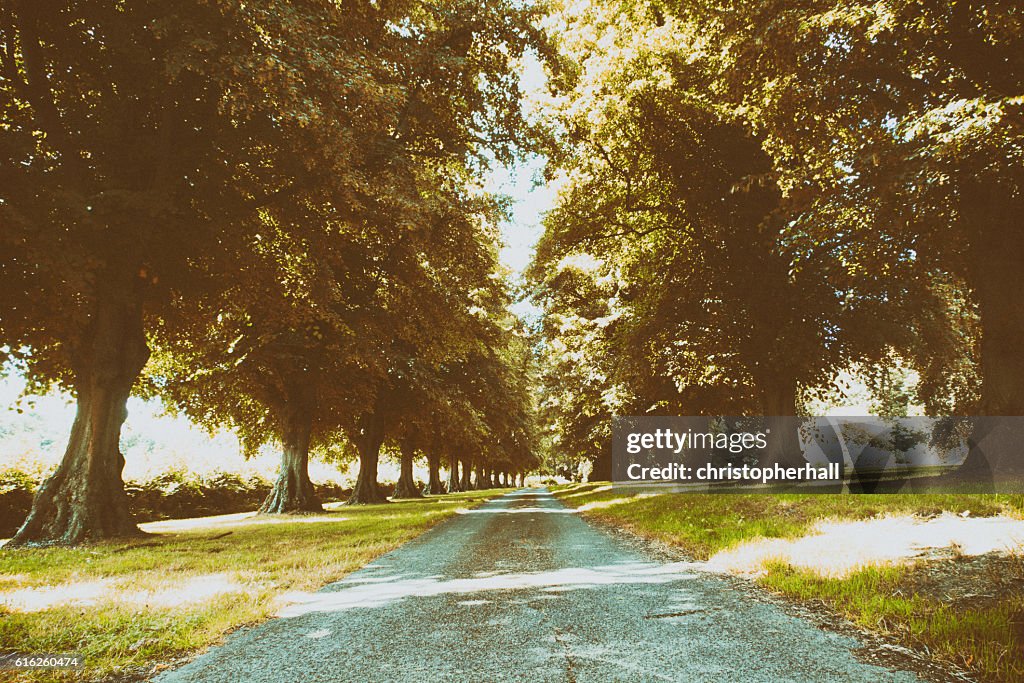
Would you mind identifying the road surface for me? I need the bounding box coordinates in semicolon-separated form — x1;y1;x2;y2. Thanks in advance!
156;489;925;682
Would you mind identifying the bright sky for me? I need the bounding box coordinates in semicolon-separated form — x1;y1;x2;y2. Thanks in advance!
490;153;555;277
487;153;556;320
488;53;556;316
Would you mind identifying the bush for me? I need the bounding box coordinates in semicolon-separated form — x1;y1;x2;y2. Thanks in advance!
0;468;38;537
125;470;272;522
317;481;350;502
0;468;355;536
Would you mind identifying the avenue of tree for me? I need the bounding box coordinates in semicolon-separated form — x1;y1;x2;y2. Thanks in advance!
529;0;1023;479
3;0;1023;544
0;0;542;546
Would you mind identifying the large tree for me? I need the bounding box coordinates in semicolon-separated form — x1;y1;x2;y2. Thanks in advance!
1;0;547;540
0;0;395;544
660;0;1024;470
532;0;904;470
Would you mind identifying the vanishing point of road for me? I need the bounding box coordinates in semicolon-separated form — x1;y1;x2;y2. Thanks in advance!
156;489;925;683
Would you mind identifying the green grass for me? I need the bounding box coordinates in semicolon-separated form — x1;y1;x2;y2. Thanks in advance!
554;483;1024;681
759;562;1024;682
0;490;509;682
553;483;1024;559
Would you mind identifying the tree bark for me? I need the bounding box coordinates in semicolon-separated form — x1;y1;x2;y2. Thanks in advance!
447;453;462;493
590;447;612;482
761;376;804;468
459;458;471;491
961;179;1024;477
425;451;445;494
393;439;423;499
9;282;149;546
518;472;526;487
473;464;485;490
260;389;321;513
968;182;1024;417
348;411;388;504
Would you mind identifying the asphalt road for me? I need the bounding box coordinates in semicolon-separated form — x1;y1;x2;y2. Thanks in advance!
156;489;924;683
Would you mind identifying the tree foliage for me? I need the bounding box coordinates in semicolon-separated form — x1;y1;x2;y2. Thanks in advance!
1;0;543;542
531;0;1024;477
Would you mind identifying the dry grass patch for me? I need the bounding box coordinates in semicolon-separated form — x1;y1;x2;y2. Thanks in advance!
0;490;507;682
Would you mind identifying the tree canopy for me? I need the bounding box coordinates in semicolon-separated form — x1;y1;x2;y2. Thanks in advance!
1;0;544;544
529;0;1024;478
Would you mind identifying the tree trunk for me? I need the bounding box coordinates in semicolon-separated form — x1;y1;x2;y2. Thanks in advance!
260;393;320;513
519;472;526;487
590;447;612;482
961;180;1024;477
970;182;1024;417
459;458;471;491
761;377;804;468
447;453;462;493
393;439;423;499
9;283;149;546
473;464;485;490
425;451;445;494
348;412;388;504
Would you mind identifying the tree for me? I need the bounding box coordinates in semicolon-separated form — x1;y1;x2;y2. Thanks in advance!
2;0;548;539
659;0;1024;469
340;164;515;503
359;243;540;500
1;0;395;543
149;210;388;513
531;0;914;473
332;0;546;503
529;255;623;480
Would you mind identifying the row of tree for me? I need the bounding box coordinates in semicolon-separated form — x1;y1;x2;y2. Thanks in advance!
529;0;1023;478
1;0;542;546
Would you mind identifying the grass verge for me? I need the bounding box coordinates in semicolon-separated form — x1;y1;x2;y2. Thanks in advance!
554;483;1024;682
0;490;508;682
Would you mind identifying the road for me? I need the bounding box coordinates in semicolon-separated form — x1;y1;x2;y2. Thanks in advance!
156;489;924;683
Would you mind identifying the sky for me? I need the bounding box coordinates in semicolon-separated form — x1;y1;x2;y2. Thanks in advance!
491;153;556;277
487;153;557;320
488;54;557;316
499;53;553;270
